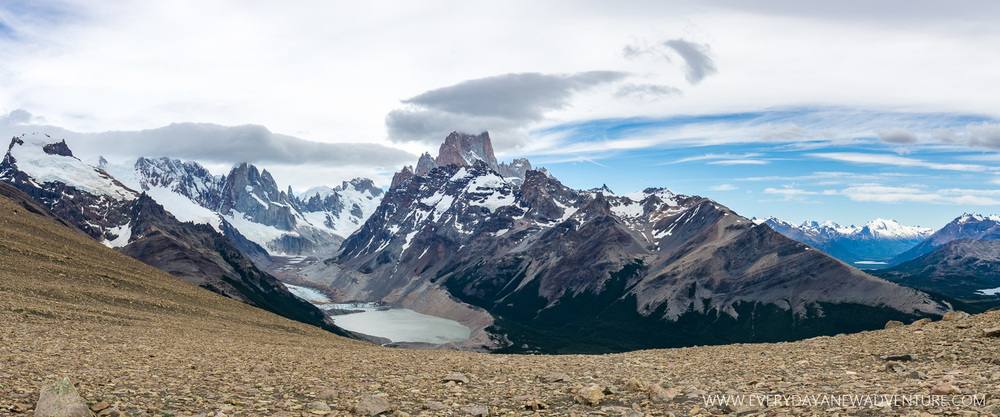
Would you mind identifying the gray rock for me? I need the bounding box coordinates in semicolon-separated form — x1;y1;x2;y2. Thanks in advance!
460;405;489;417
34;377;92;417
885;320;904;329
316;388;338;400
911;318;932;326
983;326;1000;337
355;395;391;416
442;372;470;384
309;401;331;415
97;408;121;417
540;372;570;383
885;361;907;373
906;371;928;380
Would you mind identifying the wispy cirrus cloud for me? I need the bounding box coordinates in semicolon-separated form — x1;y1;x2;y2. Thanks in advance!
809;152;996;172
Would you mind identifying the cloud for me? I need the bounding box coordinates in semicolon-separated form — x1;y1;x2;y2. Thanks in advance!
3;121;414;171
838;185;1000;205
386;72;628;148
669;152;764;164
809;152;995;172
623;37;718;85
710;184;737;191
708;159;769;165
663;39;718;85
967;123;1000;149
614;83;681;101
878;128;918;144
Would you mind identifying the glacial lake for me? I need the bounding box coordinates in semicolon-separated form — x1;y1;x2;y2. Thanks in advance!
977;286;1000;296
283;283;471;344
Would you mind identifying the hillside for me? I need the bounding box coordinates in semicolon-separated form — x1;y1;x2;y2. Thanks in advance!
2;181;999;416
875;238;1000;307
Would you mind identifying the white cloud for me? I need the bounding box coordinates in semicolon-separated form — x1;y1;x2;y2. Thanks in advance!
707;159;769;165
710;184;737;191
809;152;995;172
838;185;1000;205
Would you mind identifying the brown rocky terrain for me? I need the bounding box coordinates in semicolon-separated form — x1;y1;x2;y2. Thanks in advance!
2;175;1000;416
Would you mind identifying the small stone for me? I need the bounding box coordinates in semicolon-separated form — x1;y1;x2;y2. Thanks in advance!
35;377;92;417
317;389;338;400
573;384;605;406
623;379;648;392
461;405;489;417
310;401;331;415
931;383;961;395
356;395;391;416
647;384;680;403
540;372;570;383
423;402;447;411
98;407;121;417
885;361;907;373
983;326;1000;337
885;320;904;329
942;311;970;321
523;400;547;411
906;371;928;380
884;354;915;361
442;372;470;384
912;318;933;326
91;401;111;412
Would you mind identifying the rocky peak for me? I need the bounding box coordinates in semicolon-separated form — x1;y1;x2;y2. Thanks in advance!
390;165;415;190
219;163;297;231
498;158;532;181
42;139;74;157
415;152;437;176
435;131;500;172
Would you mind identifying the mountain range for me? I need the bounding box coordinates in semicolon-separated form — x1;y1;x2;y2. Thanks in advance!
0;133;352;337
4;130;979;354
759;217;932;268
292;131;949;353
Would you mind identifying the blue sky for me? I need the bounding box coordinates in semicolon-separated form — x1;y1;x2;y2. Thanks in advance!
2;1;1000;230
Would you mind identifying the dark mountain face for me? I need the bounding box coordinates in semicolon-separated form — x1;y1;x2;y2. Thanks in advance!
307;131;949;353
894;214;1000;264
0;135;351;337
875;239;1000;307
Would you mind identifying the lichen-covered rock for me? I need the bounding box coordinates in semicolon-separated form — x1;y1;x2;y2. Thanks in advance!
35;377;93;417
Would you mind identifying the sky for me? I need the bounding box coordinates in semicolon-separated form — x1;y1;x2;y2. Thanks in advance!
2;0;1000;229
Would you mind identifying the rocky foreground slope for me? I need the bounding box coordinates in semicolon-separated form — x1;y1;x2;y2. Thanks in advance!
3;142;1000;417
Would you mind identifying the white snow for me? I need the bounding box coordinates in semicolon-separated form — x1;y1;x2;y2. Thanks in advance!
283;283;332;303
9;134;136;201
957;213;1000;224
400;230;419;253
142;186;223;231
610;200;644;218
623;188;678;206
420;191;456;219
223;210;297;249
103;223;132;248
331;308;471;344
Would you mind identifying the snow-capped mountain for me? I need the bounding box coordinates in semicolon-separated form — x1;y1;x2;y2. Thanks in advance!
875;238;1000;302
104;157;383;257
893;213;1000;264
760;217;932;267
299;131;948;353
0;134;346;334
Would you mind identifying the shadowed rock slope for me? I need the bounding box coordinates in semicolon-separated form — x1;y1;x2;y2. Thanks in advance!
2;186;1000;416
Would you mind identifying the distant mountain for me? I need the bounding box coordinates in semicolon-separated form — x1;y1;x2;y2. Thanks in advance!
760;217;932;268
874;238;1000;307
103;157;383;257
391;131;533;189
893;213;1000;264
298;131;948;353
1;134;350;336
